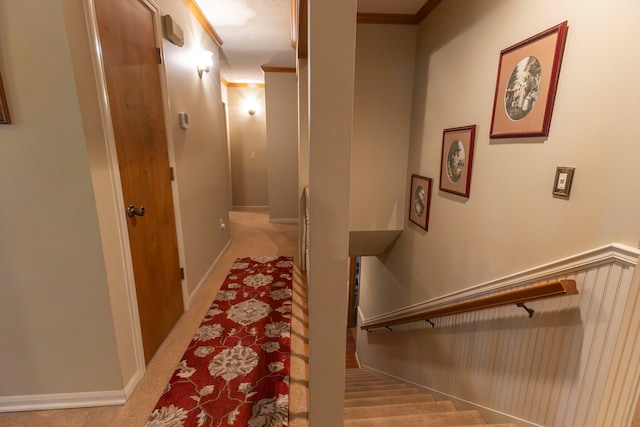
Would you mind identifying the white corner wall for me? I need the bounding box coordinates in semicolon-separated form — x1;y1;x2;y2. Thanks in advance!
264;71;299;222
306;0;357;424
0;0;121;400
227;86;269;207
350;24;417;232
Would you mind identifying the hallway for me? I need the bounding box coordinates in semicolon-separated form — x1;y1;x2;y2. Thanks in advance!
0;209;303;426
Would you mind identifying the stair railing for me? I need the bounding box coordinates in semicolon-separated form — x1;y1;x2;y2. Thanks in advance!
361;279;577;331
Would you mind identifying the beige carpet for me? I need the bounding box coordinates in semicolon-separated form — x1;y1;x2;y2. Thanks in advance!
344;369;517;427
0;208;307;427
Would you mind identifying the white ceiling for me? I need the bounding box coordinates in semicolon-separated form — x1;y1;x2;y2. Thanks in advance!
194;0;429;84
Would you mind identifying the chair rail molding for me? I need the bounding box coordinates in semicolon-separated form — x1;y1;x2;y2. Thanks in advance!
361;243;639;329
356;243;640;427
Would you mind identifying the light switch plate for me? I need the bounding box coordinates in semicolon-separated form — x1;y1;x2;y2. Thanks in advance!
179;112;190;129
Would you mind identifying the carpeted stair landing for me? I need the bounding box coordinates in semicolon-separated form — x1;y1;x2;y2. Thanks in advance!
344;369;518;427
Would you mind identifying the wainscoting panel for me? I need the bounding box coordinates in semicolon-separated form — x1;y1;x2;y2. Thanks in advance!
357;244;640;427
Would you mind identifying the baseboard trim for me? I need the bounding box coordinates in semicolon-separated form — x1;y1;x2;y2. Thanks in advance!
361;364;542;427
122;366;144;399
231;205;269;209
0;389;126;413
187;238;232;308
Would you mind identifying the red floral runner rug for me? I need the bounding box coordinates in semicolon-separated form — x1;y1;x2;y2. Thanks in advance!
146;256;293;427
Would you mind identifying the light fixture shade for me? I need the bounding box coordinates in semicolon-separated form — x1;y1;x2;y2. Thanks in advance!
197;50;213;77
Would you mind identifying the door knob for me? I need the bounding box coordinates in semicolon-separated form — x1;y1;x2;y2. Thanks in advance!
127;205;145;217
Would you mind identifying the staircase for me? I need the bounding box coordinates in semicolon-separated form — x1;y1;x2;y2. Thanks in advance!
344;369;518;426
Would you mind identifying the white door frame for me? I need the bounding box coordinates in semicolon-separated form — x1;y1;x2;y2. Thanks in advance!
83;0;188;395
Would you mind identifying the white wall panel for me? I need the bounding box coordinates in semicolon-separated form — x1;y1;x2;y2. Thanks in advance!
358;244;640;426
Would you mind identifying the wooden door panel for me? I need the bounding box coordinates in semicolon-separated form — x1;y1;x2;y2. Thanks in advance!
95;0;183;363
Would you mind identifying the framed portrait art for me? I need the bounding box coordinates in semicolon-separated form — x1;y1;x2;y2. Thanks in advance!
439;125;476;198
408;174;432;231
490;21;568;138
0;71;10;124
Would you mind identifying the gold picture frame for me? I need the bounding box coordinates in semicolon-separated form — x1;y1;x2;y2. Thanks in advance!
490;21;568;138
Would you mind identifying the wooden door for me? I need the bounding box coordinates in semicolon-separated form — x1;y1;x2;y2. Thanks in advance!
94;0;183;363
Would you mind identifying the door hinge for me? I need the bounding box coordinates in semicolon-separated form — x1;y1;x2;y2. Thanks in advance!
170;167;175;181
180;267;185;280
156;47;163;64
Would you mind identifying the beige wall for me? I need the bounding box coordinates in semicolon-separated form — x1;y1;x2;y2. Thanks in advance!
264;71;299;221
0;0;121;395
0;0;232;404
350;24;417;231
156;0;231;297
357;0;640;422
306;0;357;424
360;0;640;318
227;86;269;207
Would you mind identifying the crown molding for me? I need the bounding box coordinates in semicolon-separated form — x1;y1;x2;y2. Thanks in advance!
357;0;443;26
182;0;223;47
415;0;443;24
223;81;266;88
221;76;265;88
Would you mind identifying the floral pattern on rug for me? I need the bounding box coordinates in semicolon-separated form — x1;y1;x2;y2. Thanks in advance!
146;256;293;427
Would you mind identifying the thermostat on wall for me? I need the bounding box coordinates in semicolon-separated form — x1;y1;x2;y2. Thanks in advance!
179;112;190;129
162;15;184;47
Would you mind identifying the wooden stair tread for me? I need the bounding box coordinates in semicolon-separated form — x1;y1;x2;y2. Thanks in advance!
345;388;424;399
345;378;398;385
345;393;435;407
455;425;519;427
344;400;456;419
345;370;385;376
346;384;411;393
345;375;388;382
343;369;509;426
343;410;487;426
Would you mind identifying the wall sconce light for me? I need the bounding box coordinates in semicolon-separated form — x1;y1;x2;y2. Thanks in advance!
246;100;259;116
197;50;213;78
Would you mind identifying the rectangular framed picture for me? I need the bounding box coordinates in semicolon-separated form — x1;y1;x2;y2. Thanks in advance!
439;125;476;198
553;166;575;198
0;71;10;124
408;174;432;231
490;21;568;138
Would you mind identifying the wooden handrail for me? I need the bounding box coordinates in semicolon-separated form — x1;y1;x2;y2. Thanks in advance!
361;279;578;331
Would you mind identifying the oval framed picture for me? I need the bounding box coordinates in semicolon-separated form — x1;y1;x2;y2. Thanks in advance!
439;125;476;198
489;21;568;138
408;174;432;231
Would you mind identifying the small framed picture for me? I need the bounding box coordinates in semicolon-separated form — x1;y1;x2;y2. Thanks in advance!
490;21;568;138
439;125;476;198
408;174;432;231
553;167;575;198
0;71;10;124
